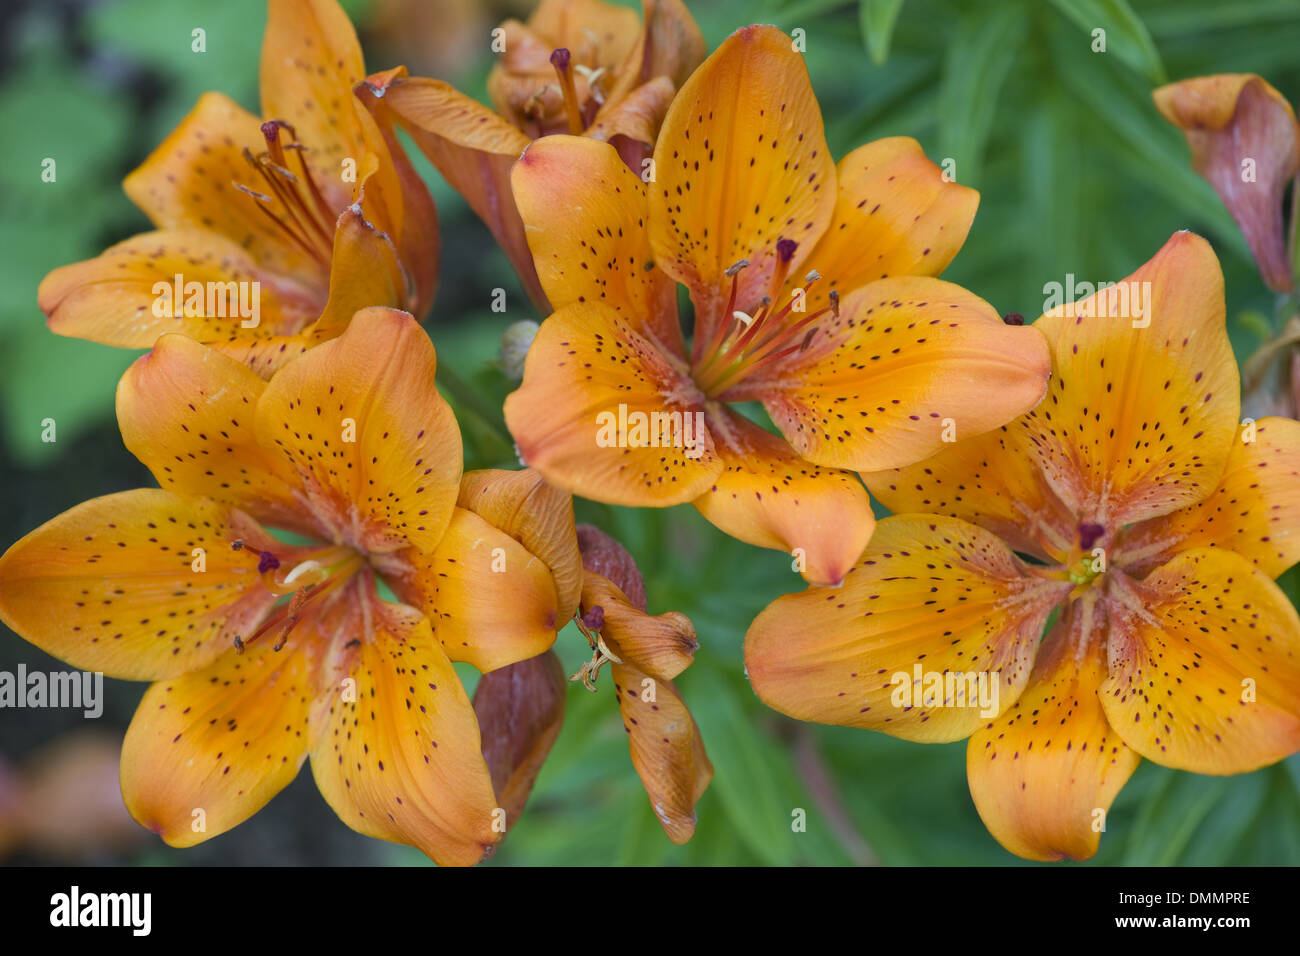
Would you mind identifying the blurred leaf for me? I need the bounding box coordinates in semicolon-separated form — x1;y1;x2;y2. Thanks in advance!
0;323;140;467
1122;767;1235;865
859;0;905;64
685;668;800;865
1046;0;1166;84
937;5;1026;188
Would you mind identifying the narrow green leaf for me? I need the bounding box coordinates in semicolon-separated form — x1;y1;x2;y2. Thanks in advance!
1046;0;1166;84
859;0;905;65
937;6;1027;188
686;668;799;865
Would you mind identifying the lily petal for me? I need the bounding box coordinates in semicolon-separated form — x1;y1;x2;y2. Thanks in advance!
457;468;584;624
1154;74;1299;292
757;276;1051;472
504;301;722;507
648;25;837;347
584;570;697;681
123;92;325;285
611;661;711;844
744;515;1067;742
120;638;312;846
786;137;978;312
693;408;874;586
259;0;367;174
512;135;683;356
353;70;441;317
117;333;308;534
967;597;1141;862
388;507;560;673
254;307;462;554
307;590;499;866
365;74;542;310
1027;231;1239;528
606;0;706;105
587;76;675;150
863;421;1076;563
1117;417;1300;578
0;490;278;681
1100;549;1300;774
39;229;319;349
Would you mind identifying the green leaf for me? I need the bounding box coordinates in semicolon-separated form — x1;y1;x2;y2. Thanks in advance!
685;668;800;865
859;0;905;65
1122;767;1236;866
1046;0;1166;84
937;6;1027;188
0;323;141;466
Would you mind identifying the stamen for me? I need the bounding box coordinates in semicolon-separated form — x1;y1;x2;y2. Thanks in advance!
550;48;585;135
1078;522;1106;551
766;238;798;304
573;64;608;104
231;548;361;654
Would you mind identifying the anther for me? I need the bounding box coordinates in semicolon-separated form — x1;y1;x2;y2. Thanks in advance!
1078;522;1105;551
1003;312;1025;326
550;48;585;135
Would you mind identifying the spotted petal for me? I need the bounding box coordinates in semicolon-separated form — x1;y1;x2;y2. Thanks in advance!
1023;231;1239;528
512;134;683;355
120;638;312;846
967;597;1141;862
387;507;561;673
693;409;873;586
504;301;722;506
1100;549;1300;774
1116;417;1300;578
0;490;278;681
611;662;711;844
649;25;837;352
756;277;1051;472
307;591;499;866
785;137;978;312
745;515;1068;742
117;333;307;534
254;307;462;554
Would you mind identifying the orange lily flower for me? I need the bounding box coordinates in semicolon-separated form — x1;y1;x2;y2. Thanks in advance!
0;309;582;865
360;0;704;311
37;0;438;376
746;232;1300;861
503;25;1051;586
1154;74;1300;292
572;524;711;843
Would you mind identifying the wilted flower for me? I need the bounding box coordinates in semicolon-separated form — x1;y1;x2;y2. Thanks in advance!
573;524;711;843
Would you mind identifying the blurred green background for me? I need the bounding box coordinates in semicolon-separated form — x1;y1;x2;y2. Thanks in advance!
3;0;1300;866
